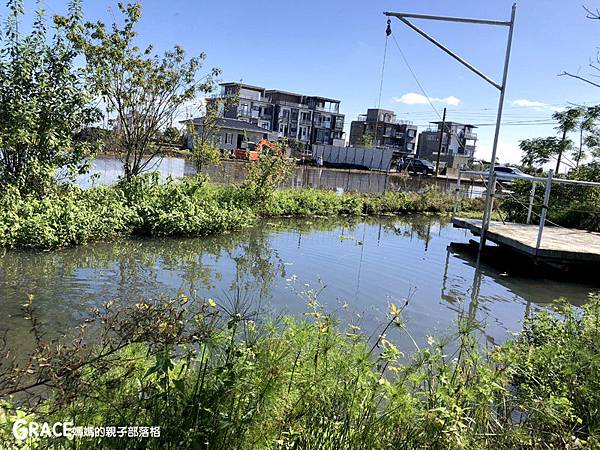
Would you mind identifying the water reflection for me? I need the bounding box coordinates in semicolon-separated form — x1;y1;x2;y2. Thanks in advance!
1;216;596;356
79;156;484;196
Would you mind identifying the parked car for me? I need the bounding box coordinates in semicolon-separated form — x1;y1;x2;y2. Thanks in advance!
483;165;533;180
399;158;435;175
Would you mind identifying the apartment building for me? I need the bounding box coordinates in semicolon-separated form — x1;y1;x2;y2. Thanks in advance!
209;82;345;146
349;108;417;155
416;121;477;168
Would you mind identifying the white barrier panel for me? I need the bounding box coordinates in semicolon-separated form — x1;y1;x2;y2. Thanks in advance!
313;145;393;171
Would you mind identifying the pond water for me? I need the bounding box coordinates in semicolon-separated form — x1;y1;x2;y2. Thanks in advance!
78;156;485;196
1;216;596;357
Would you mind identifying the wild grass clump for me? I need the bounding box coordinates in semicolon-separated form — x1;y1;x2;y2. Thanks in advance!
2;294;598;449
499;298;600;445
0;172;482;250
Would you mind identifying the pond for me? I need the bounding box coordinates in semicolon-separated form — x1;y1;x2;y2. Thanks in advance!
78;156;485;196
1;216;596;357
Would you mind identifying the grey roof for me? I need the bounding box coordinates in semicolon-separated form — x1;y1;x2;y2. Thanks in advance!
184;117;269;133
219;81;341;103
219;82;266;92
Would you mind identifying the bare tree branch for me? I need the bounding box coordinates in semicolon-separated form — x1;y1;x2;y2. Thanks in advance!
559;71;600;88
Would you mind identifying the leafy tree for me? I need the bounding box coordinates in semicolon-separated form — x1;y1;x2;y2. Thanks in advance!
162;127;181;146
55;2;220;182
184;96;237;172
358;132;374;148
518;107;583;172
242;148;294;205
519;137;566;167
191;140;221;173
573;105;600;167
0;0;100;194
553;108;582;173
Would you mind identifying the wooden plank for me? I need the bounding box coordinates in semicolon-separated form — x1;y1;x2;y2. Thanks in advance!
452;218;600;263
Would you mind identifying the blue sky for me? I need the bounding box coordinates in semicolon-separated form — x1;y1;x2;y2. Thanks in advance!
12;0;600;166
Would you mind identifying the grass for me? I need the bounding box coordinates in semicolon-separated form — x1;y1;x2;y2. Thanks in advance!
0;173;483;250
1;294;598;449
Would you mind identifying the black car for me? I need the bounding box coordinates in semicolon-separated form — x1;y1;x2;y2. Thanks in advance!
399;159;435;175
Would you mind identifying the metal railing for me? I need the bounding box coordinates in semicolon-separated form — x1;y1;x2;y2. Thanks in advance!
453;169;600;254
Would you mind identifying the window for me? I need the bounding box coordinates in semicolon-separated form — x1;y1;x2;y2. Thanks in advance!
239;103;250;116
299;126;308;140
225;132;233;144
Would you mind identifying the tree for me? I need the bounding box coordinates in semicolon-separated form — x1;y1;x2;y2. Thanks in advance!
560;6;600;88
519;137;565;167
242;148;294;205
190;138;220;173
0;0;100;194
185;96;236;173
358;132;374;148
162;127;181;146
574;105;600;167
552;108;581;173
56;2;220;182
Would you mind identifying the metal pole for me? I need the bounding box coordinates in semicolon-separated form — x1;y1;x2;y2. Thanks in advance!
536;169;553;252
452;170;462;218
435;107;447;177
384;11;512;27
526;182;537;224
479;3;516;251
479;171;497;244
394;16;502;90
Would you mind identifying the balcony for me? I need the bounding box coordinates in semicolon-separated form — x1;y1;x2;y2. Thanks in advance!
315;103;340;113
275;100;310;109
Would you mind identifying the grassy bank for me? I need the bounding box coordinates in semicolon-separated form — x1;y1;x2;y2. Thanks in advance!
1;295;598;449
0;174;483;250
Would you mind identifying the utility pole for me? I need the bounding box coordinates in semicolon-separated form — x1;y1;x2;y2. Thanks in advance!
384;4;517;252
435;107;446;177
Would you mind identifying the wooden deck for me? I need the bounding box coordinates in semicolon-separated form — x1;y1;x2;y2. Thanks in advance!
452;217;600;264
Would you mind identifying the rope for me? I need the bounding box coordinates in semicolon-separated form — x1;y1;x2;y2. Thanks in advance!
377;33;389;109
389;32;473;155
390;33;441;118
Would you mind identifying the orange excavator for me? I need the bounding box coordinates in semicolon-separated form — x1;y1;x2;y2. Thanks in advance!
234;139;281;161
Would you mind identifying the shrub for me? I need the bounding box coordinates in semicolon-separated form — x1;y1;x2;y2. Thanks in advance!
0;185;131;249
0;176;483;250
119;174;254;237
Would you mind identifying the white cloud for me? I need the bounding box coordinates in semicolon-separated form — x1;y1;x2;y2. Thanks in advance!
392;92;461;106
511;99;547;108
511;99;563;112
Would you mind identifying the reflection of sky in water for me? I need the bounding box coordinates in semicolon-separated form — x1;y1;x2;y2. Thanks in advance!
76;156;486;196
77;157;187;187
1;217;596;356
